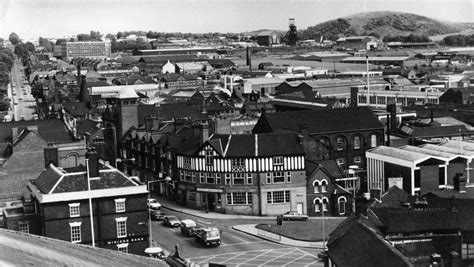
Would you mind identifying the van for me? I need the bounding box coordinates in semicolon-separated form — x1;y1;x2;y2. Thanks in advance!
180;219;197;237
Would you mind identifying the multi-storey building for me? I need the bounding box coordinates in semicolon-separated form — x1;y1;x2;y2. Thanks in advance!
252;107;385;172
25;150;149;255
175;133;307;216
54;41;111;59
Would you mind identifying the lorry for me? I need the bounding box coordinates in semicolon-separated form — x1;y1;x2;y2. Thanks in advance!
194;227;221;247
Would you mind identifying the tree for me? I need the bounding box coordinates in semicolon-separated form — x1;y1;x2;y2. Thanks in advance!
77;34;92;41
9;32;20;45
0;52;13;69
14;44;28;61
116;32;124;39
56;39;67;45
39;37;53;52
26;42;35;53
90;30;101;41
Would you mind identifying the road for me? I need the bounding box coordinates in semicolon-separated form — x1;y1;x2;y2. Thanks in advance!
8;59;36;121
151;209;324;266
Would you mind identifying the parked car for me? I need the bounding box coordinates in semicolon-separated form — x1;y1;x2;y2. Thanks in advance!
147;198;161;210
180;219;197;237
280;211;309;221
151;210;165;221
163;216;181;227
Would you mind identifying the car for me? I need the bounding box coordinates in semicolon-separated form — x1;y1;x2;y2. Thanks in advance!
147;198;161;210
150;210;165;221
163;216;181;227
280;211;309;221
180;219;197;237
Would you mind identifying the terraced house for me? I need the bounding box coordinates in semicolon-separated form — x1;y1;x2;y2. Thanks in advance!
175;133;307;216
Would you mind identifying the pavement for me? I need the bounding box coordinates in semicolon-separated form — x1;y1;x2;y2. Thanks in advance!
152;195;332;248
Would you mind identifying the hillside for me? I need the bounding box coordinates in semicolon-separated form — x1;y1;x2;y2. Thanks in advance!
301;11;472;41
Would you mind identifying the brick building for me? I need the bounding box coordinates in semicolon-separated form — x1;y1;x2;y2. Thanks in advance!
25;150;149;255
175;133;307;216
252;107;385;172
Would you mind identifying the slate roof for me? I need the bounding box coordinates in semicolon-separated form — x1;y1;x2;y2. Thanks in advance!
32;163;136;194
76;119;100;136
327;217;412;267
63;102;89;117
0;119;72;144
0;229;164;266
252;107;383;134
370;208;460;234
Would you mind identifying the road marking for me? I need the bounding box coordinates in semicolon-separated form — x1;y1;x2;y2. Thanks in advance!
219;240;267;247
258;248;301;267
225;230;248;242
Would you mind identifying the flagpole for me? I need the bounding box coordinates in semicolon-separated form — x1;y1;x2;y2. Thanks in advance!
86;159;96;247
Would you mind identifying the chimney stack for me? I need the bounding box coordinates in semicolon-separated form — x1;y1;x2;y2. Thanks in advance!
44;146;59;168
86;148;100;178
26;126;39;134
144;116;160;131
193;123;209;145
454;173;467;193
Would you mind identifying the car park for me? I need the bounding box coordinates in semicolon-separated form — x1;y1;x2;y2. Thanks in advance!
280;211;309;221
151;210;165;221
163;215;181;227
147;198;161;210
180;219;197;237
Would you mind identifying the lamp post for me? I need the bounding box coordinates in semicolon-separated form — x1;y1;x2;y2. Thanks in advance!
146;177;172;248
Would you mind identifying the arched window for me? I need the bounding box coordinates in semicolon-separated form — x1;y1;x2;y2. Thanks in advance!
321;179;328;193
353;135;362;150
338;196;347;215
314;198;321;212
322;197;329;212
334;136;346;151
313;180;320;193
370;134;378;148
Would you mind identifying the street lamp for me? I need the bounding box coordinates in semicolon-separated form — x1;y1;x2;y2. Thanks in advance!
146;177;172;249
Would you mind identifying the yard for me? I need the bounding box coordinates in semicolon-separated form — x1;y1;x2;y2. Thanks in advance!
256;217;347;242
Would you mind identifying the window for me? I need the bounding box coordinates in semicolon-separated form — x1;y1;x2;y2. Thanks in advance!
267;190;290;204
266;172;272;184
273;156;283;165
183;157;191;168
227;192;252;205
336;137;344;151
247;173;253;185
216;173;221;184
321;180;328;193
117;243;129;253
206;173;215;184
69;203;80;217
338;197;347;215
313;181;320;193
322;198;329;212
273;172;285;183
336;158;345;166
115;198;126;213
370;134;378;148
70;222;82;243
232;173;245;185
225;174;231;185
231;158;245;171
199;173;204;184
462;243;474;259
354;156;361;164
116;217;127;238
314;198;321;212
353;136;361;150
286;172;291;183
18;221;29;233
205;149;213;165
182;171;192;182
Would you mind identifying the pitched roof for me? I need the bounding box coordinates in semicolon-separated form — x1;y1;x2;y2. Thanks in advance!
0;119;72;144
205;133;305;157
137;103;208;125
253;107;383;134
370;208;460;234
0;229;164;266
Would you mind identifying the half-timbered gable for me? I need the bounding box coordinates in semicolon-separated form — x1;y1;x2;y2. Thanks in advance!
176;133;308;216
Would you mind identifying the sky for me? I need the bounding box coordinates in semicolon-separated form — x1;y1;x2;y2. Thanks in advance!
0;0;473;41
